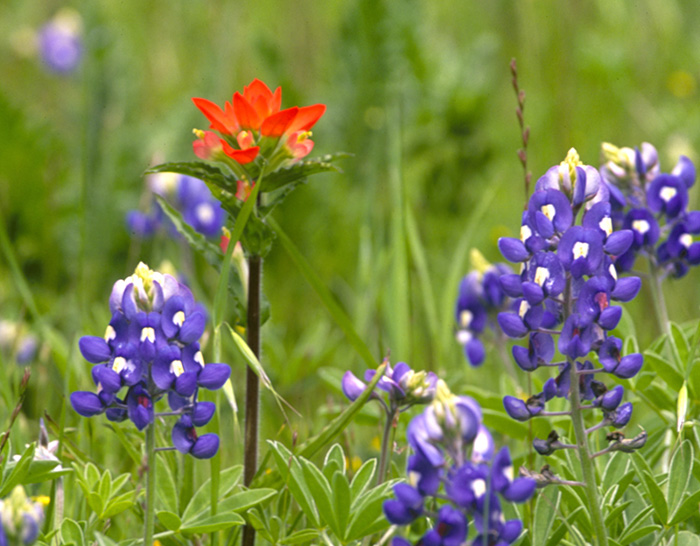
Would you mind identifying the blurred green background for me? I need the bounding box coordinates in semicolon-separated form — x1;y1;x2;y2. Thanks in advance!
1;0;700;469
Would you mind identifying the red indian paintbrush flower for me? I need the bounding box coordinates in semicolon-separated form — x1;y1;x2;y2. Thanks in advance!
192;79;325;166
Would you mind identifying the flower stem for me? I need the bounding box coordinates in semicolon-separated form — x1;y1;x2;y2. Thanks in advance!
569;360;608;546
377;407;398;485
242;254;262;546
144;423;156;546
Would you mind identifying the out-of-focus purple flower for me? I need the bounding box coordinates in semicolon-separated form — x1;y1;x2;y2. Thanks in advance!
127;173;226;240
38;10;83;74
383;484;424;525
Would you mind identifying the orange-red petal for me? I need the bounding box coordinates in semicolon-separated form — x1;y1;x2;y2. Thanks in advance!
192;97;235;135
233;92;261;131
260;107;299;137
221;141;260;165
288;104;326;133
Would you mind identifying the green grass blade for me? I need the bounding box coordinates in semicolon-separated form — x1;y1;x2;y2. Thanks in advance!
267;217;377;369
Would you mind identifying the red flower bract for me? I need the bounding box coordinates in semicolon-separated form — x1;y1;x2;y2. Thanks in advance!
192;79;325;165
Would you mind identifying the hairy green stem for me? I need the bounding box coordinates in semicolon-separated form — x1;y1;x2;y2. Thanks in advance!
377;407;398;485
144;423;156;546
242;254;262;546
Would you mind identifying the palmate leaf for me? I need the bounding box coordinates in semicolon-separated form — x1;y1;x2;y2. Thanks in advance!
261;153;348;193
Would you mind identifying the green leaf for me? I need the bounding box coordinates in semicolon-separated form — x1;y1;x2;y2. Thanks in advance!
261;153;347;193
332;471;352;540
617;505;654;542
216;488;277;513
643;350;684;391
20;459;72;484
631;455;668;524
670;321;690;368
673;531;700;546
156;456;179;515
668;488;700;525
301;459;337;534
345;480;396;541
546;506;583;546
324;444;346;477
668;440;694;518
349;458;376;502
279;529;321;544
101;498;134;519
98;470;111;504
146;161;237;193
60;519;84;546
87;492;103;515
602;452;631;492
605;501;632;528
0;443;35;497
181;465;243;522
180;512;245;535
155;195;224;268
532;488;560;546
240;213;276;257
268;217;377;370
618;524;661;546
157;510;182;531
268;442;319;527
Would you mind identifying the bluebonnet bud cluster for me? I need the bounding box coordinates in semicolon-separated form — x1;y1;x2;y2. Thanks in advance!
600;142;699;278
37;9;83;75
127;173;225;239
70;263;231;459
497;149;645;455
0;486;45;546
384;381;535;546
342;360;438;412
455;250;513;366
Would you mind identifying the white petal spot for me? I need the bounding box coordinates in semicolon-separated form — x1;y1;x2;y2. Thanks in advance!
456;329;472;345
518;300;530;318
541;204;556;221
194;351;205;368
472;478;486;498
505;464;514;482
173;310;186;327
195;203;215;224
608;263;618;281
520;224;532;242
460;310;473;329
104;325;116;342
170;359;185;377
140;327;155;343
572;241;590;260
112;357;126;373
680;233;693;248
599;217;613;237
632;219;650;234
660;186;677;202
534;266;550;287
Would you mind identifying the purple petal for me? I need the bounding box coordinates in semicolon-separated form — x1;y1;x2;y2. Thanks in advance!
79;336;112;363
70;391;105;417
191;433;220;459
198;363;231;390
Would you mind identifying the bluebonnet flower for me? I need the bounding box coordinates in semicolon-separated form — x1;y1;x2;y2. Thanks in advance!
0;486;44;546
70;262;230;458
455;251;514;366
127;172;225;239
497;149;645;462
601;142;699;278
38;9;83;74
386;381;534;546
342;360;437;409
